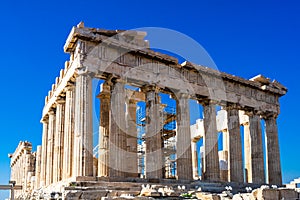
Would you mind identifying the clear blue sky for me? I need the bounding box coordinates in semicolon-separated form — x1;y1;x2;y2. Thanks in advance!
0;0;299;196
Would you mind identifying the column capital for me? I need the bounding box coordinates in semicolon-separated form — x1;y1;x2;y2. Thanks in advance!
243;109;263;117
48;108;56;116
55;96;66;104
64;82;75;92
261;112;278;120
41;115;49;123
223;103;241;111
141;85;160;93
172;92;190;100
75;67;95;78
199;98;218;106
97;82;112;99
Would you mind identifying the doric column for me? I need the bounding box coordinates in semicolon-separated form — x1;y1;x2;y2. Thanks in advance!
40;118;48;186
53;98;65;182
109;81;127;177
73;72;93;177
144;86;163;179
245;111;265;184
243;120;251;183
176;93;193;180
24;151;31;191
46;110;56;185
226;106;243;182
35;145;42;189
125;99;139;177
97;83;111;177
63;84;75;180
264;114;282;185
191;141;198;179
202;100;220;181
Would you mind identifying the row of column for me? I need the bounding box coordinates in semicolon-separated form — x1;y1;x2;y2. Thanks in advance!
97;82;193;180
202;101;282;185
10;147;34;195
39;84;76;187
38;72;282;186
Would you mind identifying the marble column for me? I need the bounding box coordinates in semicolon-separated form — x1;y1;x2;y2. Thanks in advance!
97;83;111;177
202;100;220;181
264;114;282;185
246;111;265;184
144;86;163;179
243;121;251;183
46;110;56;185
219;129;229;181
40;118;48;186
24;151;31;190
125;99;139;177
176;93;193;180
73;72;93;177
35;145;42;189
109;81;127;177
63;84;75;180
191;141;198;179
226;107;243;182
53;98;65;182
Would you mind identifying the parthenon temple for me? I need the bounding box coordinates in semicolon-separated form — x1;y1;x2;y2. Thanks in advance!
9;22;287;199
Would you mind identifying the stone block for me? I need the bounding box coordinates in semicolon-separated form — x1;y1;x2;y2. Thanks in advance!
65;191;82;200
232;193;252;200
196;192;220;200
80;190;108;199
279;188;299;199
251;188;279;200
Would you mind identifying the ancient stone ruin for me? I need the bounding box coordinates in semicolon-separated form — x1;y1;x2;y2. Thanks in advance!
9;22;295;199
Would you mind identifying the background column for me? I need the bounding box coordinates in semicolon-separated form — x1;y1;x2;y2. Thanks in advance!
265;114;282;185
243;121;251;183
109;81;127;177
226;106;243;182
247;111;265;184
73;72;93;177
40;118;48;186
202;100;220;181
144;86;162;179
98;83;111;177
53;98;65;182
125;99;139;177
191;141;198;179
176;93;193;180
35;145;42;189
63;84;75;180
46;110;56;185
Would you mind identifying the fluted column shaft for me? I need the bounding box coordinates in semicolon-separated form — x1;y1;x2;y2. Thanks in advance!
265;116;282;185
40;119;48;186
24;152;31;190
35;145;42;189
98;83;111;177
202;101;220;181
125;99;138;177
73;73;93;177
244;121;251;183
109;81;127;177
176;94;193;180
191;141;198;179
227;108;243;182
46;111;56;185
63;85;75;180
53;99;65;182
248;113;265;184
145;87;162;179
